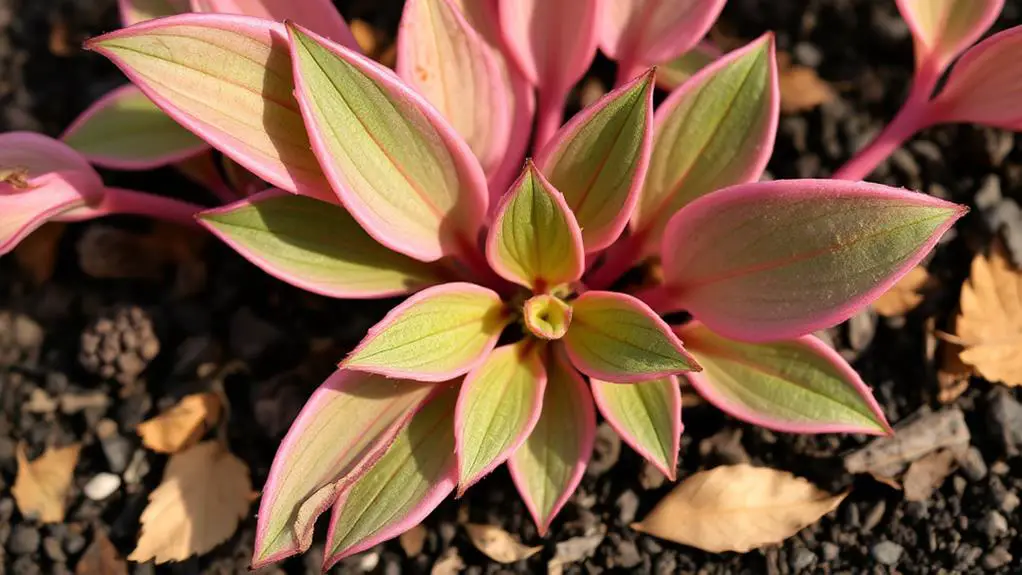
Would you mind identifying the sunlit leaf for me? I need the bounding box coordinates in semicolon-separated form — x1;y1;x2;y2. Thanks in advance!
591;376;681;478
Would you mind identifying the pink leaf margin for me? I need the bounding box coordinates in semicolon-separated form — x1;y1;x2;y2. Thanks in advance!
590;374;682;480
61;85;210;171
191;0;360;50
0;172;100;256
0;132;102;185
679;325;893;436
930;25;1022;129
339;282;506;383
896;0;1003;73
660;179;968;343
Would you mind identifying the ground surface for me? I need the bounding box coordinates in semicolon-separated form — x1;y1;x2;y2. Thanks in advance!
2;0;1022;573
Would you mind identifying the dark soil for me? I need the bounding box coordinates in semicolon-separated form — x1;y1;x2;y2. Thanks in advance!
3;0;1022;573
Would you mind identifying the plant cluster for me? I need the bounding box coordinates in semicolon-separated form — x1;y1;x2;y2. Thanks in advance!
0;0;1018;567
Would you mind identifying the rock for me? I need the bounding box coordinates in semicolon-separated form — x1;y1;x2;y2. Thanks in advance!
42;536;65;563
955;446;988;481
982;545;1012;570
861;501;886;532
615;490;639;525
793;42;823;67
844;406;969;477
821;542;840;561
95;419;132;474
987;388;1022;456
992;482;1020;514
123;449;150;486
8;525;40;555
976;511;1009;539
587;423;621;476
975;175;1002;211
983;129;1014;166
790;547;817;571
955;543;982;568
62;530;86;556
698;428;750;466
0;311;44;368
639;462;666;490
610;539;641;569
551;529;605;568
12;555;41;575
871;541;903;566
83;473;121;501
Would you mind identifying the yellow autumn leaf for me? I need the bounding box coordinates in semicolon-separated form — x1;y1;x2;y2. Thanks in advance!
129;440;253;564
464;524;542;564
955;243;1022;386
872;265;933;317
777;52;836;114
11;442;81;523
632;464;847;553
136;392;222;454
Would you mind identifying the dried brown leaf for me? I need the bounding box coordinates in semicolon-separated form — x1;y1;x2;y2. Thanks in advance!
12;442;81;523
872;266;933;317
465;524;542;564
14;222;66;285
128;440;252;564
399;524;427;557
632;464;847;553
938;340;972;403
902;449;957;502
75;529;128;575
956;243;1022;386
137;393;222;454
777;52;836;113
431;547;465;575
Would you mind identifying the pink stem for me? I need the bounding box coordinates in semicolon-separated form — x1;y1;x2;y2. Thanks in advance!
586;231;648;291
61;187;204;227
832;62;941;181
534;89;566;152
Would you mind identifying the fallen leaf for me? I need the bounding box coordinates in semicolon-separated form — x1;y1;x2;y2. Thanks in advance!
75;529;128;575
129;440;253;564
844;407;969;478
431;547;465;575
938;340;972;403
24;388;58;414
399;524;427;557
14;222;66;285
136;392;222;454
902;449;957;502
632;464;847;553
872;266;933;317
777;52;836;113
547;528;605;575
464;524;542;564
955;242;1022;386
12;442;81;523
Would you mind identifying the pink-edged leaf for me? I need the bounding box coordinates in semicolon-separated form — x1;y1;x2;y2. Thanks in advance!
455;341;546;493
449;0;535;198
323;384;458;567
198;190;439;299
61;85;208;170
499;0;599;93
536;69;655;252
660;179;968;342
287;23;489;263
590;375;681;479
896;0;1003;74
656;42;721;91
341;283;509;382
118;0;188;25
678;322;892;435
632;34;779;251
563;291;700;383
190;0;359;49
252;370;436;568
0;132;102;187
486;162;584;290
397;0;512;179
931;26;1022;130
86;14;335;202
0;172;101;256
508;348;595;534
599;0;726;77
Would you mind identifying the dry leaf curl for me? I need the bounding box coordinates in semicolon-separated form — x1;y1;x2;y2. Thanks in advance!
136;392;221;454
873;266;933;317
955;243;1022;386
632;464;847;553
464;523;542;564
129;440;253;564
12;442;81;523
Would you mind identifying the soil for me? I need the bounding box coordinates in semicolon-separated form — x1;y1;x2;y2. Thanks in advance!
3;0;1022;573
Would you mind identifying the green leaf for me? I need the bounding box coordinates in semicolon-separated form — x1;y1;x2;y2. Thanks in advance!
679;323;891;435
342;283;509;382
455;342;546;491
199;191;438;299
563;291;700;382
590;376;681;479
486;161;584;290
632;34;778;248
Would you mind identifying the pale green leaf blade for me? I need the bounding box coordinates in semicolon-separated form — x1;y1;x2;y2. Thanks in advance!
591;375;681;479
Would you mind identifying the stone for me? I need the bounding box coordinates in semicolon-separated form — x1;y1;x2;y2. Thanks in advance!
8;525;40;555
83;473;121;501
976;511;1009;539
871;541;903;566
790;547;817;571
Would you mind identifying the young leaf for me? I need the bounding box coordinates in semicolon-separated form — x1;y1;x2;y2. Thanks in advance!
599;0;726;76
12;442;81;523
632;34;779;249
660;179;967;342
1;172;102;256
498;0;599;92
656;43;720;91
522;294;573;341
397;0;512;178
341;283;508;382
563;291;699;383
678;322;891;435
86;14;334;201
633;464;847;552
118;0;187;25
536;70;655;252
287;23;489;263
253;371;435;567
61;85;208;170
324;385;458;567
0;132;103;186
590;376;681;479
895;0;1003;74
509;350;596;533
930;26;1022;130
190;0;359;50
455;342;546;492
486;162;584;290
199;190;438;299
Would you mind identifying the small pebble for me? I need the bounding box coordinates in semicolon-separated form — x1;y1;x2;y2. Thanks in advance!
982;545;1013;570
83;472;121;501
861;501;886;532
42;536;65;563
62;530;86;556
12;555;41;575
871;541;904;566
977;510;1009;539
616;490;639;525
790;547;817;571
957;446;988;481
8;525;40;555
821;542;840;561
